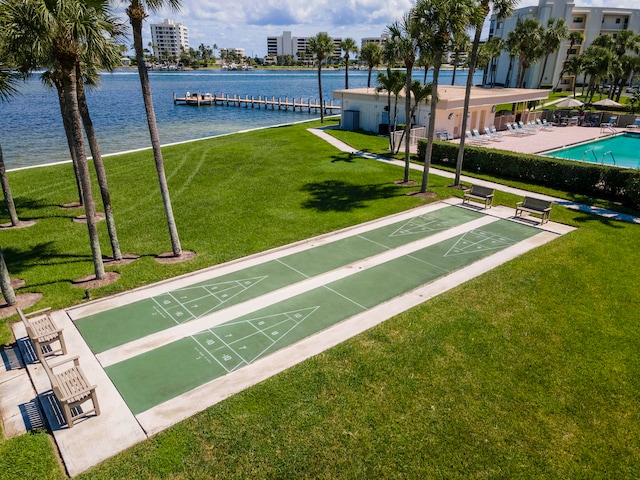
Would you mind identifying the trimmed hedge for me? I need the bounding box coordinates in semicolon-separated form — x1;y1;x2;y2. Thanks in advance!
418;139;640;208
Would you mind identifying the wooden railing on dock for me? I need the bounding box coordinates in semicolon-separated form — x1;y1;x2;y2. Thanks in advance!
173;92;341;114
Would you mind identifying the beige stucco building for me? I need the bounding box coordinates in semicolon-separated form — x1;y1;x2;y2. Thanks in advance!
334;86;550;138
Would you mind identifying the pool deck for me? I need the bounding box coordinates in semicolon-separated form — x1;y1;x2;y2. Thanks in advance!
452;124;628;155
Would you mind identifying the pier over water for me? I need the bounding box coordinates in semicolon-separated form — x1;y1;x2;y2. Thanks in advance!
173;92;341;114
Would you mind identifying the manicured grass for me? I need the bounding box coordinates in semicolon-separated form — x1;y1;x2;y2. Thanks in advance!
1;119;639;479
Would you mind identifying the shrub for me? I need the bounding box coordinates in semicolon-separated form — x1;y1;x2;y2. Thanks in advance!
417;139;640;208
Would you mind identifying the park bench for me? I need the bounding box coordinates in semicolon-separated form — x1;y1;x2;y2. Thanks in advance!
462;184;495;209
18;307;67;362
515;196;552;224
42;355;100;428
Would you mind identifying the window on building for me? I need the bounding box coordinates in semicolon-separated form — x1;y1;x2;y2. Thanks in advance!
573;17;583;23
616;18;621;24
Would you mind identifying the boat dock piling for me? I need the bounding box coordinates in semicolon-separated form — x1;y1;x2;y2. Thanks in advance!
173;92;341;114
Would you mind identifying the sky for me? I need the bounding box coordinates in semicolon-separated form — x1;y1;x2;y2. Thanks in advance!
120;0;640;58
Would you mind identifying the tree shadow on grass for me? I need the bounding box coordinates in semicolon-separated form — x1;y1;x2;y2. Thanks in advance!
3;243;92;277
301;180;402;212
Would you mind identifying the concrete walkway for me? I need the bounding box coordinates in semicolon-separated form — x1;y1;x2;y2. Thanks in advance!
308;128;640;225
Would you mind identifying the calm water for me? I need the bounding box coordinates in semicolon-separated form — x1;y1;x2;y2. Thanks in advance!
0;68;481;169
546;132;640;169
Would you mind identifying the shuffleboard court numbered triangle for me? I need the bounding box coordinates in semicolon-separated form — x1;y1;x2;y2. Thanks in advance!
444;229;517;257
389;214;459;237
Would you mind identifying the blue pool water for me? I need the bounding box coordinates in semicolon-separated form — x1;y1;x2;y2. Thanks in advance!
546;132;640;169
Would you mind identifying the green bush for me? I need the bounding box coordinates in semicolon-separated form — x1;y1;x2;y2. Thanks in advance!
418;139;640;208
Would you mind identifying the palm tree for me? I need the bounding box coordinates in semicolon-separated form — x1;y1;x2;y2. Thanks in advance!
450;31;471;86
453;0;516;187
340;37;358;89
307;32;335;123
480;36;503;87
387;14;420;182
360;42;383;88
0;50;21;227
554;31;583;92
413;0;475;194
376;68;406;153
0;247;15;306
127;0;183;257
512;18;545;88
2;0;107;280
562;55;583;98
538;18;568;88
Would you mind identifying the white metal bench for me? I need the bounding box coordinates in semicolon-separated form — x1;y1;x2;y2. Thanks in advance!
463;185;495;209
515;197;552;224
18;307;67;362
42;356;100;428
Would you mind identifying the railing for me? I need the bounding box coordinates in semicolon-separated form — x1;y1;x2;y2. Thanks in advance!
582;148;598;163
391;126;427;150
601;151;616;165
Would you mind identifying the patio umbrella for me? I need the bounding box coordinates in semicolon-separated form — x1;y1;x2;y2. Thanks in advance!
555;98;584;108
592;98;622;107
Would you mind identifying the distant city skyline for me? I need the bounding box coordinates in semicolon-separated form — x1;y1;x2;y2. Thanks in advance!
115;0;639;58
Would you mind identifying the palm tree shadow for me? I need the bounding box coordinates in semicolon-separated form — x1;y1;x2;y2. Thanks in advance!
301;180;402;212
3;243;92;277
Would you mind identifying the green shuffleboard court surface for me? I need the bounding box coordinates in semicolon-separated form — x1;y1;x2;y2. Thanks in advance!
76;206;483;353
105;219;539;415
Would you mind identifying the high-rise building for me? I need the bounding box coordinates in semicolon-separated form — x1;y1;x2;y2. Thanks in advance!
150;19;190;60
488;0;640;90
266;31;341;62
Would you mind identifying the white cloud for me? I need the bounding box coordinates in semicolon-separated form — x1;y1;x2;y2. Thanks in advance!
125;0;638;58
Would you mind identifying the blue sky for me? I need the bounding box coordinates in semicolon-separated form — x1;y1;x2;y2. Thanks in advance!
123;0;639;58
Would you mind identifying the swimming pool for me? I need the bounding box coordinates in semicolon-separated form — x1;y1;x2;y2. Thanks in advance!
545;132;640;169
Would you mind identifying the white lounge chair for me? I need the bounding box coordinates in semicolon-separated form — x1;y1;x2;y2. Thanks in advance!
519;121;538;134
484;127;504;141
627;118;640;128
472;129;491;143
537;119;554;131
512;123;532;135
489;126;505;139
465;130;484;144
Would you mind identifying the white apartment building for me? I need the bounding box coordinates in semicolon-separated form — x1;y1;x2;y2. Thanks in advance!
489;0;640;90
267;31;342;62
150;19;189;60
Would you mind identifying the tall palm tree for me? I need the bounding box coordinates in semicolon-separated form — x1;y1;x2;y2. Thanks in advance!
538;18;568;88
2;0;108;280
512;18;545;88
127;0;183;257
387;14;420;182
360;42;383;88
376;68;406;153
307;32;335;123
454;0;516;187
340;37;358;89
480;36;503;87
562;55;583;98
413;0;475;194
0;50;21;227
554;30;583;92
0;48;20;304
450;31;471;86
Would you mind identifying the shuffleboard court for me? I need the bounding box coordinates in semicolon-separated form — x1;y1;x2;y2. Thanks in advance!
76;205;484;353
105;219;540;415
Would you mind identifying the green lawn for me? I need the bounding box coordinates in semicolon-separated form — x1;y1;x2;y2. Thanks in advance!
1;120;639;479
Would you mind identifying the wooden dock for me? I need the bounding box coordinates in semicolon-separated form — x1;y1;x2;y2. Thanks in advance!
173;92;341;114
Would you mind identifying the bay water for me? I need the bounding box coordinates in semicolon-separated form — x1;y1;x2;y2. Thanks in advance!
0;68;481;170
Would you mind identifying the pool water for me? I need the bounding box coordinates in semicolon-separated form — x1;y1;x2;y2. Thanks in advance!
545;132;640;169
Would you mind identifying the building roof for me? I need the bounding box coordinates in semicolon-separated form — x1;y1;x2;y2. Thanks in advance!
334;85;549;110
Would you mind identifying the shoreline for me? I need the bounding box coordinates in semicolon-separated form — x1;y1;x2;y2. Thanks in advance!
7;115;337;173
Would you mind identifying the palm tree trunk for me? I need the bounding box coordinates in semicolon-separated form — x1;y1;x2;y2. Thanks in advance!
367;67;372;88
130;11;182;256
317;62;325;123
0;247;16;306
76;68;122;261
538;54;550;88
403;67;413;183
0;144;19;226
344;55;349;89
54;76;84;206
451;56;458;86
421;56;442;193
455;24;483;186
60;64;104;279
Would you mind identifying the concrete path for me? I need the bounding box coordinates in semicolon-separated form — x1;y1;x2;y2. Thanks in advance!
308;128;640;225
